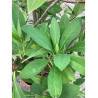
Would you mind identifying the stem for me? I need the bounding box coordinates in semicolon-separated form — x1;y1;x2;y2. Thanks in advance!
33;10;37;24
33;0;59;27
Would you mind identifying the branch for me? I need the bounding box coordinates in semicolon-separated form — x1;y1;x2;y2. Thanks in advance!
33;10;37;24
66;22;85;50
61;0;85;3
46;0;85;3
46;0;54;3
33;0;60;27
12;58;22;72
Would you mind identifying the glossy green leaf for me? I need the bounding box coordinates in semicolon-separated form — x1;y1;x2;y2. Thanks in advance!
60;84;80;98
27;0;46;13
19;59;49;79
54;54;70;71
59;14;69;35
66;41;85;54
70;54;85;76
60;18;82;50
22;25;53;52
30;83;44;95
63;66;76;81
48;66;62;97
50;18;60;53
13;72;26;98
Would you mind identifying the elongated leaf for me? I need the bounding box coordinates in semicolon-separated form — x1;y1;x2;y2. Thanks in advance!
66;41;85;54
19;59;49;79
59;14;69;35
61;70;70;84
27;0;46;13
22;25;53;52
30;83;44;95
13;72;26;98
63;66;76;81
12;32;21;43
60;84;80;98
12;4;25;29
48;66;62;97
60;18;82;50
36;23;50;38
50;18;60;53
70;54;85;76
24;46;47;62
72;4;85;18
54;54;70;71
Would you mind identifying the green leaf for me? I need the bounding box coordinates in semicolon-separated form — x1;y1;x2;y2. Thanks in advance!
24;45;47;62
70;54;85;76
50;18;60;53
54;54;70;71
31;75;42;85
41;3;62;16
74;78;85;86
27;0;46;13
30;83;44;95
71;4;85;18
22;25;53;52
60;84;80;98
66;41;85;54
61;70;70;84
13;72;26;98
36;23;50;38
23;90;35;98
12;32;21;43
19;59;49;79
59;14;69;35
60;18;82;50
62;66;76;81
12;4;25;29
17;19;23;38
48;66;62;98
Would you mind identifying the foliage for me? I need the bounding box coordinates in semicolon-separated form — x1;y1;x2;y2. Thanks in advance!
12;0;85;98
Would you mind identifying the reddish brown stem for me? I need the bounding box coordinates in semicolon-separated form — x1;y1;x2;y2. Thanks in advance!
12;58;22;72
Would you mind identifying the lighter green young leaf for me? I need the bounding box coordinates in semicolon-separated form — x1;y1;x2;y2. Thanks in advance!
19;59;49;79
60;18;82;50
27;0;46;13
13;72;26;98
54;54;70;71
22;25;53;52
70;54;85;76
48;66;62;98
50;18;60;53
